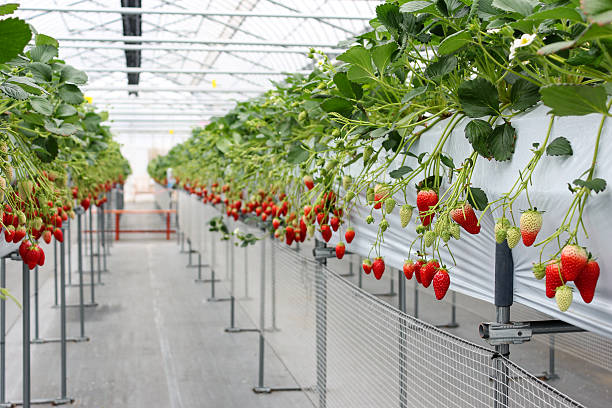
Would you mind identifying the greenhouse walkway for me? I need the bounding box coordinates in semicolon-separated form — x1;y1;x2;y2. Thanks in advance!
2;207;311;408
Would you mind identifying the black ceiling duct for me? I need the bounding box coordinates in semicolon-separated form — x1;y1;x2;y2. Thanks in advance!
121;0;142;95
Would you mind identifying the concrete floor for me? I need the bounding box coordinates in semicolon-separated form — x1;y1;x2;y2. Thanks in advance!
2;200;610;407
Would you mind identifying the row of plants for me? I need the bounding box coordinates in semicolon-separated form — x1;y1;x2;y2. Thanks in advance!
149;0;611;312
0;3;131;281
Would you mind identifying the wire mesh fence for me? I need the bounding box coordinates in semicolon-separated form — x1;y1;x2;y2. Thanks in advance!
177;193;589;408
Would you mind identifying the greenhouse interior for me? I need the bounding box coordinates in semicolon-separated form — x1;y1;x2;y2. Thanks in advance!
0;0;611;407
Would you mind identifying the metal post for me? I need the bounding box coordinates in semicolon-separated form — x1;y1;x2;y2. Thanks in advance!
436;291;459;329
53;240;58;307
413;280;419;319
67;218;72;285
493;242;513;408
197;253;202;281
314;239;327;407
57;231;71;404
225;235;257;333
77;209;87;339
243;245;250;299
548;335;558;380
33;267;39;342
398;269;406;313
358;256;363;289
97;208;102;282
270;242;278;331
22;262;30;408
253;237;269;393
1;258;6;405
89;208;95;303
398;268;407;408
102;206;107;272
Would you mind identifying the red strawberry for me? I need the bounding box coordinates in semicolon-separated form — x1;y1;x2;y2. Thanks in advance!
42;230;52;244
420;260;440;288
321;224;332;242
303;175;314;190
272;218;281;230
261;213;267;222
330;216;340;232
372;257;385;280
362;259;372;274
3;226;15;242
12;226;26;243
345;228;355;244
373;193;385;210
37;247;45;266
80;198;90;211
316;212;328;226
560;245;587;281
54;228;64;243
519;209;542;246
450;203;480;234
19;240;29;260
574;260;600;304
433;269;450;300
304;205;312;218
403;260;414;280
545;261;563;298
413;260;424;283
416;189;438;212
335;242;345;259
299;216;307;237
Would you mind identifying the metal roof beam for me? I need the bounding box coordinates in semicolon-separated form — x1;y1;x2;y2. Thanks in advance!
57;43;328;54
85;67;304;75
84;86;264;92
18;7;371;20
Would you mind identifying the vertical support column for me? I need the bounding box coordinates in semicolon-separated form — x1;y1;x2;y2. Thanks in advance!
22;262;30;408
493;242;513;408
1;258;6;405
97;208;102;283
243;245;250;299
547;335;558;380
253;236;269;393
413;280;419;319
89;208;96;304
208;229;218;301
33;266;39;342
115;213;120;241
166;212;171;240
270;242;278;331
101;206;107;272
358;256;363;289
58;229;70;403
77;208;87;339
53;240;58;307
398;269;407;408
314;239;327;408
67;218;72;285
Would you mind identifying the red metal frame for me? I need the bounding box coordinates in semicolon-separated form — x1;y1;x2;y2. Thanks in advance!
102;209;177;241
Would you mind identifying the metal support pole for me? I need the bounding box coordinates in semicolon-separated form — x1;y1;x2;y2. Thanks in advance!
77;209;88;339
33;267;39;342
1;258;6;405
413;280;419;319
206;229;227;302
436;291;459;329
493;242;513;408
253;237;268;393
56;232;72;404
358;257;363;289
22;262;30;408
102;206;107;272
314;239;327;407
242;245;250;299
398;268;407;408
188;240;193;267
97;208;102;283
270;242;278;332
225;235;256;334
539;335;559;381
53;240;58;307
197;253;202;281
398;269;406;313
89;208;95;304
67;218;72;285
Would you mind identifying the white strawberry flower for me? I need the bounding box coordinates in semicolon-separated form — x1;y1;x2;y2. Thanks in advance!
509;33;536;60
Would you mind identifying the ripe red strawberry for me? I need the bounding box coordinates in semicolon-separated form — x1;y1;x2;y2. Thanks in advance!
416;189;438;227
574;260;600;303
403;260;414;280
12;226;26;243
37;247;45;266
362;259;372;274
560;245;587;281
53;228;63;243
519;209;542;247
450;203;480;234
321;224;332;242
303;175;314;190
372;257;385;280
299;216;307;237
316;212;328;226
345;228;355;244
272;218;281;230
420;260;440;288
261;213;267;222
373;193;385;210
42;230;52;244
413;260;424;283
285;226;295;246
433;269;450;300
330;216;340;232
80;197;90;211
3;226;15;242
545;261;563;298
335;242;345;259
304;205;313;218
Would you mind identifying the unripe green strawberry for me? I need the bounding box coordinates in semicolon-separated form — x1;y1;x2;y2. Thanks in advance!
385;198;396;214
366;188;375;204
416;225;426;235
450;223;460;240
494;217;510;243
331;128;340;137
307;224;315;238
366;215;374;224
399;204;413;228
380;219;389;232
532;263;546;280
17;211;26;225
346;191;355;201
363;146;374;164
441;228;451;243
555;285;573;312
32;217;43;230
325;159;337;173
506;227;521;249
520;209;542;246
495;227;507;244
298;111;307;121
424;230;436;247
342;175;352;190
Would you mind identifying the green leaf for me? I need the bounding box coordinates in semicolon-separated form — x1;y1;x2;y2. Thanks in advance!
215;138;232;154
333;72;356;99
401;86;428;103
35;34;59;48
492;0;538;16
337;45;374;84
574;178;606;193
467;187;488;211
382;131;402;152
376;3;402;38
389;165;413;179
21;112;45;126
424;55;457;80
287;143;310;164
438;30;472;55
582;0;612;25
371;42;398;74
490;123;516;161
30;44;58;63
7;76;45;95
44;120;79;136
458;78;500;118
0;4;18;15
524;7;583;22
546;137;573;156
537;40;576;56
0;17;32;64
0;82;28;99
510;78;540;111
465;119;493;158
399;1;433;13
540;84;608;116
60;65;88;85
27;62;53;82
56;104;77;117
320;97;354;117
440;154;455;169
30;96;53;116
83;112;102;132
32;136;58;162
58;83;84;105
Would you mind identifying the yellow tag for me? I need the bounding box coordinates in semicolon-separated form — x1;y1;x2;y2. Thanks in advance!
169;129;174;134
212;79;217;88
84;96;93;104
